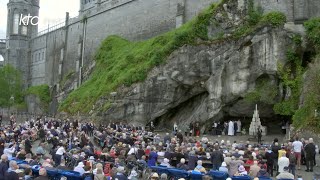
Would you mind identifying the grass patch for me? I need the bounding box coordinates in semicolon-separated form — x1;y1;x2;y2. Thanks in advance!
26;85;51;112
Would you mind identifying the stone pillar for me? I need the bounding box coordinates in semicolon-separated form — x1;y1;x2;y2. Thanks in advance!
176;0;185;28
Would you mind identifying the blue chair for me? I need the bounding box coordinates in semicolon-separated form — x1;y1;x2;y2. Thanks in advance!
208;170;229;180
278;179;294;180
190;170;203;180
58;170;82;180
150;166;170;175
167;168;189;180
232;175;252;180
258;177;272;180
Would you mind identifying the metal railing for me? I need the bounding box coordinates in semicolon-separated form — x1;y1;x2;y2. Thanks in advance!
31;21;66;38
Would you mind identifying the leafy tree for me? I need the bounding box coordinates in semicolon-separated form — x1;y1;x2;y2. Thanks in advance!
0;65;23;107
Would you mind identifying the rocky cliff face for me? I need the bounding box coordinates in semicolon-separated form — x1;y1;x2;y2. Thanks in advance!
101;26;293;131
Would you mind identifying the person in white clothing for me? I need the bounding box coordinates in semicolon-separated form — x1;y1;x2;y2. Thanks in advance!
55;144;66;166
278;153;289;173
3;144;15;159
228;121;234;136
292;137;303;169
237;120;241;133
74;162;85;175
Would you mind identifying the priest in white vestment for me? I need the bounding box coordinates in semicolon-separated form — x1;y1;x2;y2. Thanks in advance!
237;120;241;132
228;120;234;136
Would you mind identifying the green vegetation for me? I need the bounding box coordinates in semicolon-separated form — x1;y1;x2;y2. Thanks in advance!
26;85;51;112
260;12;287;27
0;65;23;107
60;71;75;88
59;0;287;114
292;57;320;131
59;1;225;113
288;18;320;131
244;77;278;104
304;18;320;50
273;50;304;116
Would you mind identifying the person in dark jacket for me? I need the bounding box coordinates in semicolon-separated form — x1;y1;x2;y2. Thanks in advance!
257;165;270;177
265;148;275;176
0;154;8;180
271;142;281;172
4;160;19;180
187;151;198;170
211;146;224;170
305;138;316;172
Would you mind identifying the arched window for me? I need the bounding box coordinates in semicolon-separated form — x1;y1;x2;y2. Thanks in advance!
13;13;19;34
21;10;28;35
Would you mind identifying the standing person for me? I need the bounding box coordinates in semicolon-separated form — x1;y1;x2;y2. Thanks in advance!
228;120;234;136
24;136;33;155
194;123;200;137
288;149;296;176
234;121;238;136
173;122;178;136
278;153;289;174
257;126;262;144
292;137;303;170
55;143;66;167
10;114;15;127
150;121;155;132
211;146;224;170
0;155;8;180
272;142;281;172
305;138;316;172
189;122;193;136
237;120;241;133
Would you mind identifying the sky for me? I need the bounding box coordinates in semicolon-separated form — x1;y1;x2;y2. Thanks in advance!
0;0;80;39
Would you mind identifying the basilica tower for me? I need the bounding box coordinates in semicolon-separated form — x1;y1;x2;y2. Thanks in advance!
6;0;40;85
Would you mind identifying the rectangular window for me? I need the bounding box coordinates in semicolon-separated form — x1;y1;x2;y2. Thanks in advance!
21;15;28;35
13;14;19;34
42;52;44;61
38;53;40;61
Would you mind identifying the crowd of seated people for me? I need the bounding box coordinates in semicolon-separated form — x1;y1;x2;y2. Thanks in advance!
0;116;317;180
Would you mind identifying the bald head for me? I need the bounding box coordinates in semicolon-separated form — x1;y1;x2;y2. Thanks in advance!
39;168;47;176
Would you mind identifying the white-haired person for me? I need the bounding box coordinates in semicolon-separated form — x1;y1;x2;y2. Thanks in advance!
5;160;19;180
218;162;228;173
177;158;188;171
194;160;207;173
160;158;172;168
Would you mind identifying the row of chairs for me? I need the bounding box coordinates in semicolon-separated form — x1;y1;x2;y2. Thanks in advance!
12;158;83;180
150;166;293;180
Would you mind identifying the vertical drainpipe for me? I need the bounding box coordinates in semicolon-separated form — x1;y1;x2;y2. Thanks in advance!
80;17;87;86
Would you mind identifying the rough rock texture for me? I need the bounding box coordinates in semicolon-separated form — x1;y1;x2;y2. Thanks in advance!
101;27;292;131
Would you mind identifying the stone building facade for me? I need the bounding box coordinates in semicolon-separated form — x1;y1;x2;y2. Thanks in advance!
0;0;319;105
